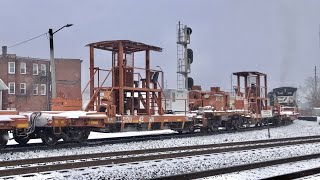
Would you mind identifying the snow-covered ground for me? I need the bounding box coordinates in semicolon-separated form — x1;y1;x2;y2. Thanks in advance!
5;141;320;179
1;120;320;179
297;173;320;180
205;158;320;180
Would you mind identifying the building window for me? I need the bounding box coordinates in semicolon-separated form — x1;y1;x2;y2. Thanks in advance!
20;62;26;74
20;83;26;95
41;64;46;76
41;84;46;95
33;84;38;95
33;63;38;75
8;62;15;74
8;82;15;94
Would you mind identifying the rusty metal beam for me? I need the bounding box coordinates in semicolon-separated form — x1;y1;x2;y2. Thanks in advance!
237;75;240;96
118;42;124;115
244;75;248;98
86;40;162;53
89;46;95;110
264;75;268;110
146;49;150;114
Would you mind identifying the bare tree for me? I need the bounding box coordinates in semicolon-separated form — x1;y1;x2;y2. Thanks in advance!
301;76;320;107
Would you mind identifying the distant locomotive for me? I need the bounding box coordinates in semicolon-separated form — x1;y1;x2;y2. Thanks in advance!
268;87;299;123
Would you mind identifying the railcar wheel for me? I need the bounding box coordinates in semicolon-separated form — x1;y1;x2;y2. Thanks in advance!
201;127;208;133
232;120;241;130
78;130;90;143
208;121;219;133
63;129;90;143
0;131;8;148
185;123;194;133
137;123;148;131
40;130;59;146
13;132;29;145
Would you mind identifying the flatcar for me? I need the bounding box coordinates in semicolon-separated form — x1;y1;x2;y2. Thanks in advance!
0;110;28;147
0;40;295;148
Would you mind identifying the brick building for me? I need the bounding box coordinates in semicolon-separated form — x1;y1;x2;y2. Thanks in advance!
0;46;82;111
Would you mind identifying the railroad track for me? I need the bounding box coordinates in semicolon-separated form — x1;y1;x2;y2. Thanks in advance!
263;167;320;180
0;124;286;153
154;153;320;180
0;134;319;178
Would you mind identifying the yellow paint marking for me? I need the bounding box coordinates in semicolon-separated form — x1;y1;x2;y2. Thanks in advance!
90;121;99;125
62;120;66;125
164;119;168;122
16;124;28;129
177;119;181;122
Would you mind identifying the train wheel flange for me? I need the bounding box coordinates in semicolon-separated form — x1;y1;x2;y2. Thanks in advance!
209;122;219;133
40;131;59;146
77;130;90;143
13;132;29;145
0;131;8;148
63;129;90;143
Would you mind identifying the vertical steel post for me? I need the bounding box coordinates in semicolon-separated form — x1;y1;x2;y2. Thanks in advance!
315;66;317;100
112;52;115;87
97;68;100;106
244;75;248;98
237;75;240;96
146;49;150;114
230;74;233;95
119;42;124;115
264;75;268;110
49;29;56;99
267;117;270;138
89;46;95;110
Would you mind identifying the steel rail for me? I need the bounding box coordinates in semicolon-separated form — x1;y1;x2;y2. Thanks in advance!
262;167;320;180
153;153;320;180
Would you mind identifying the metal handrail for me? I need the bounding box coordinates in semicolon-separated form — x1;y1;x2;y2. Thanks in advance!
81;68;98;95
85;68;113;111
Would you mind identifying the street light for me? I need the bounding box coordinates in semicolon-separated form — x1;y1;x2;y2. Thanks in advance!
156;66;165;89
49;24;73;99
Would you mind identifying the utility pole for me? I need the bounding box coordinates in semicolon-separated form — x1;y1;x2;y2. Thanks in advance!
49;29;56;98
315;66;317;100
48;24;73;100
230;73;233;94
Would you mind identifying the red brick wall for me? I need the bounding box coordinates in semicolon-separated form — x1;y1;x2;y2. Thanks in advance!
0;56;81;111
55;59;81;99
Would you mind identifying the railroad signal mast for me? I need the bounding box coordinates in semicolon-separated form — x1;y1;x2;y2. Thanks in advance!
177;21;193;90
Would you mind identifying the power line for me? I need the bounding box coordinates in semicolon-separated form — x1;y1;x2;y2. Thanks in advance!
0;32;47;52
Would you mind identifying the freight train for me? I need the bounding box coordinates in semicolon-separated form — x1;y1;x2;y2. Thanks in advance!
0;40;297;148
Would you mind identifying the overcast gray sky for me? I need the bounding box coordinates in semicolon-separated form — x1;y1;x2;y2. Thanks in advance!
1;0;319;93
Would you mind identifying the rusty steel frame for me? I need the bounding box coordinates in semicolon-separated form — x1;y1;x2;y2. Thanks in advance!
52;117;105;128
87;40;165;116
233;71;268;117
0;117;28;131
